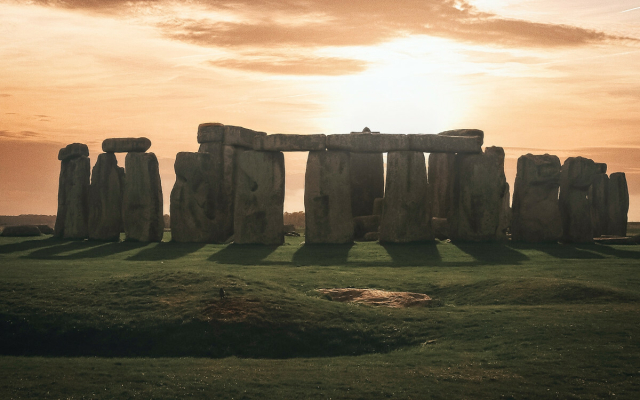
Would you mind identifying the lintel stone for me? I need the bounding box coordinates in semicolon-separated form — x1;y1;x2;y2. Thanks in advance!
254;134;327;151
102;137;151;153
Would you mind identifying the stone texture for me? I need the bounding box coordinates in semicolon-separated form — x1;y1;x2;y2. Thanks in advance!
449;147;509;242
498;183;511;239
408;134;482;153
350;152;384;217
353;215;380;240
1;225;42;237
428;153;456;219
431;217;449;240
596;163;608;174
363;231;379;241
234;151;285;245
102;137;151;153
326;134;410;152
379;151;433;243
590;173;609;238
372;198;384;216
559;156;600;243
304;151;354;244
224;125;267;148
54;155;90;239
36;225;54;235
253;134;326;151
122;152;164;242
197;123;224;143
438;129;484;146
511;154;562;242
58;143;89;161
170;152;232;243
88;153;125;241
607;172;629;237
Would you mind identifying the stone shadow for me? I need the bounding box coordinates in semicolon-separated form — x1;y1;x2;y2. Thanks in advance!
452;242;530;265
23;240;107;260
380;242;442;266
509;242;606;259
0;237;66;255
127;242;206;261
576;243;640;259
292;243;354;266
208;244;280;265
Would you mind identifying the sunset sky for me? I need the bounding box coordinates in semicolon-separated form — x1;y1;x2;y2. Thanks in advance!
1;0;639;220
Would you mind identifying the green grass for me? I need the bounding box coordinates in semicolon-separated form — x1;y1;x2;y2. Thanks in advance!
1;230;639;399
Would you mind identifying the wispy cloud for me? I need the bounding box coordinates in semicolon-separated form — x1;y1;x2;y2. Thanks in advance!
621;6;640;13
0;130;45;139
209;55;367;76
0;93;11;97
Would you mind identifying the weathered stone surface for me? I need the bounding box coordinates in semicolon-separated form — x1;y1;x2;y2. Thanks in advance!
363;231;379;241
607;172;629;237
431;217;449;240
590;173;609;238
353;215;380;240
122;152;164;242
224;125;267;148
559;156;600;243
198;141;223;157
438;129;484;146
350;152;384;217
254;134;327;151
36;225;54;235
449;147;508;241
428;153;456;219
58;143;89;161
379;151;433;243
596;163;607;174
234;151;285;245
170;152;232;243
408;134;481;153
326;134;410;152
197;123;224;143
102;137;151;153
88;153;125;241
54;155;90;239
372;198;384;216
305;151;354;244
1;225;42;237
511;154;562;242
498;183;511;240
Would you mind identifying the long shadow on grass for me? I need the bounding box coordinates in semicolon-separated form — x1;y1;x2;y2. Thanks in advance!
509;242;606;259
0;237;66;254
128;242;206;261
209;244;279;265
452;242;529;265
22;240;108;259
578;244;640;259
381;242;442;266
292;244;354;266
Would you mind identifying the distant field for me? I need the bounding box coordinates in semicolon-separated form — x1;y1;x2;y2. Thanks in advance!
1;230;639;399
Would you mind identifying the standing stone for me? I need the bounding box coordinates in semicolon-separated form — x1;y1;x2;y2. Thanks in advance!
88;153;125;241
372;198;384;216
234;151;285;245
353;215;380;240
54;144;90;239
305;151;354;244
498;183;511;240
379;151;433;243
511;154;562;242
590;173;609;238
122;152;164;242
349;130;384;217
559;157;600;243
449;147;508;241
428;153;456;218
607;172;629;237
171;152;233;243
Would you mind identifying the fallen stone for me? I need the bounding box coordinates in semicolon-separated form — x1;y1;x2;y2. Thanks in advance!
363;231;379;241
511;154;562;242
0;225;42;237
58;143;89;161
122;152;164;242
379;151;433;243
428;153;456;218
449;147;508;241
234;151;285;245
36;225;54;235
253;134;326;151
326;134;410;152
304;150;354;244
590;173;609;238
438;129;484;146
197;123;224;143
372;198;384;216
102;137;151;153
88;153;125;241
408;134;481;153
559;156;600;243
353;215;380;240
607;172;629;237
54;155;90;239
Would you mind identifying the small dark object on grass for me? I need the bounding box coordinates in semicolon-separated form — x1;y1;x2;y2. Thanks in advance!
219;288;226;299
285;232;301;237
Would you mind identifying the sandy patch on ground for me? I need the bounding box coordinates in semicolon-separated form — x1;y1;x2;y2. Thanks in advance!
317;288;432;308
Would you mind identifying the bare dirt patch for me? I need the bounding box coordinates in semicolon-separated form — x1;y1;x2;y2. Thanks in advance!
318;288;432;308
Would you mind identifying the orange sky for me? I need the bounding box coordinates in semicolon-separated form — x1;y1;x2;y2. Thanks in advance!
1;0;639;220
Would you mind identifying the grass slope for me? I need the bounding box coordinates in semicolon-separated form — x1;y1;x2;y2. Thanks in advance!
1;232;639;399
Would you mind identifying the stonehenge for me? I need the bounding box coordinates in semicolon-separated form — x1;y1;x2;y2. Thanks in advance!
52;123;632;247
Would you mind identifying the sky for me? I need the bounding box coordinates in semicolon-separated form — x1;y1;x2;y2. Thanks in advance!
1;0;639;220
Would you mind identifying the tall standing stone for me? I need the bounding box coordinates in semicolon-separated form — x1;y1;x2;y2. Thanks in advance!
449;147;508;241
590;173;609;238
428;153;456;218
170;152;233;243
88;153;125;241
511;154;562;242
122;152;164;242
305;151;353;243
234;151;285;245
379;151;433;243
54;144;90;239
559;156;599;243
607;172;629;237
349;129;384;217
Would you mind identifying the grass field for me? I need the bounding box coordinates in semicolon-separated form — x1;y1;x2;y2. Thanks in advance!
1;226;640;399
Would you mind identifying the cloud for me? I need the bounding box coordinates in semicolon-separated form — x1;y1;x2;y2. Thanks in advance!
209;55;368;76
0;130;45;139
0;94;11;97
